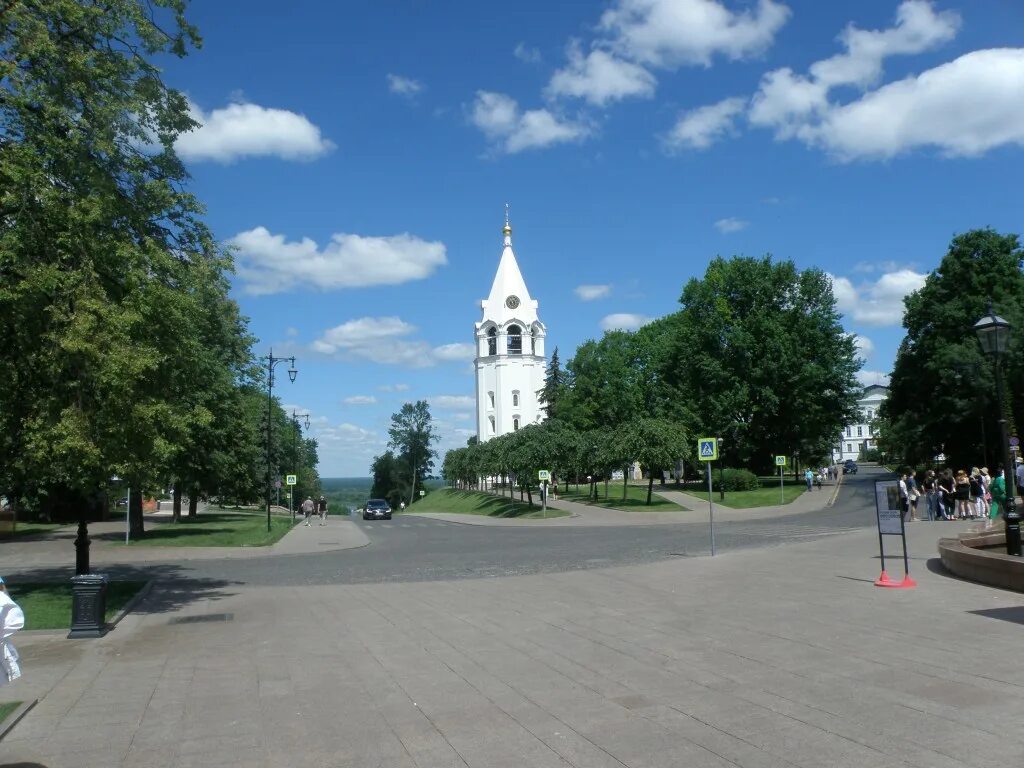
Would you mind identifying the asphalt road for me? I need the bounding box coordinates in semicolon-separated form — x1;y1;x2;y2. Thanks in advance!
149;465;890;587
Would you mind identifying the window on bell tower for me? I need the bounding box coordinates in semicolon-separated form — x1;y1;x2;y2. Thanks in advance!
512;390;520;407
488;416;495;435
513;417;520;431
507;325;522;354
487;391;495;409
487;327;496;356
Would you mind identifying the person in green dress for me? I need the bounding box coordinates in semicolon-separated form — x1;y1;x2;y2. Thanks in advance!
989;465;1007;523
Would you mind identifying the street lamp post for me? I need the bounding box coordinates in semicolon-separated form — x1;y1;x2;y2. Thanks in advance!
290;410;310;520
263;349;297;533
973;304;1019;556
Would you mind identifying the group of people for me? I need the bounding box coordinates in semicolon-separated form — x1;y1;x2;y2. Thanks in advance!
300;495;329;526
899;461;1023;523
804;465;841;491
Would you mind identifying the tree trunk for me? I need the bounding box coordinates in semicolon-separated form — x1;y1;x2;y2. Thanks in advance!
188;493;198;517
409;458;417;507
647;475;654;505
172;483;182;523
129;491;145;537
526;486;533;507
623;466;628;501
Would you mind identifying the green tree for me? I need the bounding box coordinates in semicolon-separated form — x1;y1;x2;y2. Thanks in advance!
387;400;438;506
663;256;860;472
0;1;267;536
537;346;565;419
562;331;645;432
371;450;407;509
616;418;690;504
881;229;1024;468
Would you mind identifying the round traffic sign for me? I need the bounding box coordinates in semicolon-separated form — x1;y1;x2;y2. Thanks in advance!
1011;436;1020;447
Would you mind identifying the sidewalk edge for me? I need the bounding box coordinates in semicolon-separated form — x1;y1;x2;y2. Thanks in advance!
0;698;37;742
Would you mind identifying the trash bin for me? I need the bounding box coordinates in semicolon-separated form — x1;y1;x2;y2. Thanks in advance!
68;573;108;638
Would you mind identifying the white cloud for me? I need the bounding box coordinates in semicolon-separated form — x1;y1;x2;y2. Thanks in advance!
430;395;475;410
514;42;542;64
575;284;611;301
714;216;748;233
853;334;874;360
470;91;588;153
377;383;410;392
312;317;434;367
387;74;423;97
311;319;472;368
741;1;1024;160
599;0;791;68
230;226;447;296
315;422;385;473
285;327;299;337
432;343;475;362
665;97;745;150
801;49;1024;160
546;44;657;105
829;269;926;326
343;395;377;405
600;313;654;331
175;101;334;163
857;370;891;387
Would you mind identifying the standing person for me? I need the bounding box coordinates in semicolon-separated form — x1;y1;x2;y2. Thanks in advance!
989;464;1007;526
955;470;971;519
301;496;314;527
922;470;937;521
399;501;406;513
978;468;992;520
968;468;984;521
906;470;921;521
1015;459;1024;498
317;495;328;526
898;471;910;521
0;577;24;689
938;469;954;520
804;468;814;491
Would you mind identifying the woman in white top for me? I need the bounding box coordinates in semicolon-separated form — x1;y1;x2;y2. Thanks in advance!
0;577;25;687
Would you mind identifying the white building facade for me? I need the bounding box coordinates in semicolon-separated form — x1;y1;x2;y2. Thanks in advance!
475;214;547;441
833;384;888;462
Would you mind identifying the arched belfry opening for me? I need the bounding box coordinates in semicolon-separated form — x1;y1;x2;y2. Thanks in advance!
507;324;522;354
487;327;497;356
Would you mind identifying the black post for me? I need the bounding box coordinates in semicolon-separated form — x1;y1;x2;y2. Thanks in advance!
995;357;1021;556
74;515;90;575
266;351;274;534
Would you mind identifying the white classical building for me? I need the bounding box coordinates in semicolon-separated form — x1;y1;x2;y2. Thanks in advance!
833;384;888;462
474;213;547;441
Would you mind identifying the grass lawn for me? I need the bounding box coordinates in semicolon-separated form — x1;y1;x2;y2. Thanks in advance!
124;509;294;547
8;581;147;630
405;488;570;519
0;701;20;722
712;484;807;508
0;520;68;539
559;483;686;512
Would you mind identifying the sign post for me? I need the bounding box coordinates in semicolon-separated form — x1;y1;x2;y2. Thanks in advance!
698;437;719;556
286;474;296;520
873;480;916;588
538;470;551;517
775;455;787;504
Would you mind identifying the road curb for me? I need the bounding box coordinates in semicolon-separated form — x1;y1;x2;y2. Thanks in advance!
0;698;36;741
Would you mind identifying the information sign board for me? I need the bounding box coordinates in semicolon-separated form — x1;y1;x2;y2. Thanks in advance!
538;470;551;481
698;437;719;462
874;480;904;535
285;474;297;486
775;455;786;466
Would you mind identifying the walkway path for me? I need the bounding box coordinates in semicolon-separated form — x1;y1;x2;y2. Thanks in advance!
0;513;368;570
3;518;1020;767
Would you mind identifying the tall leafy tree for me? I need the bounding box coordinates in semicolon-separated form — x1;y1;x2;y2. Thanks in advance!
663;256;860;472
880;229;1024;468
387;400;438;506
616;418;691;504
0;2;266;536
562;331;645;432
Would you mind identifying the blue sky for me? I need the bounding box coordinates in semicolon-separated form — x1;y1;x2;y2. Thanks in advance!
158;0;1024;476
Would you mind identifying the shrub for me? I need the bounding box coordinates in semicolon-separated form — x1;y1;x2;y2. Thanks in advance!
712;468;760;492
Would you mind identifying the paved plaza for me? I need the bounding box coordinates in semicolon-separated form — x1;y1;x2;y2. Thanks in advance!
2;473;1023;767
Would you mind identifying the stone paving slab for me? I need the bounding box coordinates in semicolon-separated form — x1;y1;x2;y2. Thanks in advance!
3;522;1024;767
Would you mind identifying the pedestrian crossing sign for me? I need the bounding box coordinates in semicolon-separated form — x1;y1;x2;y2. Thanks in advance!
775;455;786;467
286;474;297;486
698;437;718;462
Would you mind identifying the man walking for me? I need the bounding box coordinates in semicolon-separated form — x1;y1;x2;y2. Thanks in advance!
317;495;328;526
301;496;314;527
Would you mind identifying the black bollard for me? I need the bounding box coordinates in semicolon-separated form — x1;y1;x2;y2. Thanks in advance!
74;518;90;575
68;573;108;638
1005;508;1021;557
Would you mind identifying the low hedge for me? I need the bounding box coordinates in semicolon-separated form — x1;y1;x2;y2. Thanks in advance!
711;468;760;492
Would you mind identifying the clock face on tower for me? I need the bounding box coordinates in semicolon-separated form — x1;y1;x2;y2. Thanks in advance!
505;295;520;309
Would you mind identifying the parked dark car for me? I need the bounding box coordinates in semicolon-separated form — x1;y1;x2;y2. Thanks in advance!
843;460;858;475
362;498;392;520
115;497;129;507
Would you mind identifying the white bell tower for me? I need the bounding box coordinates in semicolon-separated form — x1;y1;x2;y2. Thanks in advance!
475;207;547;441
